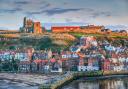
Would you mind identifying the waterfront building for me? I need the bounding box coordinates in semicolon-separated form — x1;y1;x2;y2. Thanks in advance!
102;59;111;71
50;59;62;72
78;66;99;71
31;61;38;72
39;60;49;73
18;61;31;72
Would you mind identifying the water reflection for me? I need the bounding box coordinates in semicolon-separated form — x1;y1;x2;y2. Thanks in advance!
62;77;128;89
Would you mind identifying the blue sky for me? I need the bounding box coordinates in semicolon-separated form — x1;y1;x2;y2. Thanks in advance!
0;0;128;30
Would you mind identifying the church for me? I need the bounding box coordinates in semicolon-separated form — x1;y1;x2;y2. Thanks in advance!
20;17;43;34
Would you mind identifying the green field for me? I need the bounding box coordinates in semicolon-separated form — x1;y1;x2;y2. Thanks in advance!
70;32;128;39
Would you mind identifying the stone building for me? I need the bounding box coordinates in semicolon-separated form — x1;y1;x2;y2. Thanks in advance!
101;29;112;33
51;26;80;33
20;17;43;34
51;25;105;33
80;25;105;33
34;22;42;34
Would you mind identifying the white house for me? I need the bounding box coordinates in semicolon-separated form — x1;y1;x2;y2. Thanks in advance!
78;66;99;71
113;66;124;72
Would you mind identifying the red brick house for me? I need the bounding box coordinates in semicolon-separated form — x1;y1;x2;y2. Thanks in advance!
102;59;111;71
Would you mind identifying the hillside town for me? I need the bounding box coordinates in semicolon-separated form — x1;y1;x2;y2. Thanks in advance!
0;35;127;73
0;0;128;88
0;17;128;73
0;17;128;89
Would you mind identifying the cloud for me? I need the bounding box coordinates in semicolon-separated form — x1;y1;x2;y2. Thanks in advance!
14;1;30;5
40;3;51;9
25;8;84;16
0;0;127;29
63;2;68;5
25;11;42;15
44;8;84;15
0;0;6;2
0;8;22;13
92;11;111;18
65;18;73;22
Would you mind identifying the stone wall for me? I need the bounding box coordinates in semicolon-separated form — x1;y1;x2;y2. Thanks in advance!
34;22;42;34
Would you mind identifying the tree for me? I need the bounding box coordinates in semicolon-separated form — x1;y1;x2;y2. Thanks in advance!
39;37;53;50
9;46;16;50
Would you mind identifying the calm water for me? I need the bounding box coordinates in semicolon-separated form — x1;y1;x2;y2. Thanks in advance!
0;77;128;89
0;79;38;89
62;77;128;89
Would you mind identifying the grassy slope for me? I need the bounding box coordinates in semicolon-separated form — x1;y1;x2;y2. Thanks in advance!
70;33;128;39
0;32;128;51
0;33;76;51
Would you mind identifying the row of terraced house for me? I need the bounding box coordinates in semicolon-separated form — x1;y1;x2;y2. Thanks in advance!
0;36;128;73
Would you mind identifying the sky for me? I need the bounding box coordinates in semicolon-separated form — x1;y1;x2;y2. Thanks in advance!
0;0;128;30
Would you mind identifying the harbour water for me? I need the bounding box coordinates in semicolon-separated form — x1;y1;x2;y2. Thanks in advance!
0;76;128;89
62;77;128;89
0;79;38;89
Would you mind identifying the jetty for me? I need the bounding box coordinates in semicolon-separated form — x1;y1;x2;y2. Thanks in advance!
39;71;103;89
39;71;128;89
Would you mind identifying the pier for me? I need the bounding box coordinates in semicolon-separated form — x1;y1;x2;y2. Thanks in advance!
39;71;103;89
39;71;128;89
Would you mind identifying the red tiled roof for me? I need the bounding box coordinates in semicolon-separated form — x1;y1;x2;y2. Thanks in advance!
19;61;30;64
50;58;56;63
33;59;48;64
34;59;42;64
